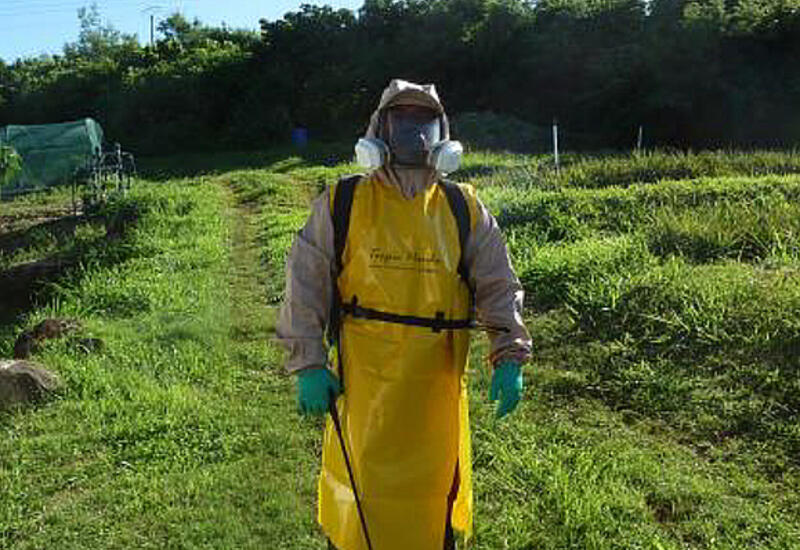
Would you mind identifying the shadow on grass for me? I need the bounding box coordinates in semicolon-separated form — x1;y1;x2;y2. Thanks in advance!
449;164;499;182
0;199;148;341
0;215;84;257
153;323;221;349
137;143;354;182
531;309;800;475
0;217;89;330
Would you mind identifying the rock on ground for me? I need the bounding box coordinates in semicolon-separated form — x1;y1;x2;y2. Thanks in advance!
13;318;83;359
0;360;60;411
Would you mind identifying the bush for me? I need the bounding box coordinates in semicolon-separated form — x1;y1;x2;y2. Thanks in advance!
0;146;22;188
646;195;800;263
487;175;800;241
511;234;654;311
567;258;800;361
451;111;551;152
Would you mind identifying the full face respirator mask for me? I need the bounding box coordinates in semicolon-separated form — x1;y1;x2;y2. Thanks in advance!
354;106;463;174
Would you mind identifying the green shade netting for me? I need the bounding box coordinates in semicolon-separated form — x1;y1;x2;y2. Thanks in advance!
0;118;103;196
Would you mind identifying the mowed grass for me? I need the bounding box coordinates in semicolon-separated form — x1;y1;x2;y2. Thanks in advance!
466;150;800;548
0;177;325;549
1;147;799;549
232;148;800;548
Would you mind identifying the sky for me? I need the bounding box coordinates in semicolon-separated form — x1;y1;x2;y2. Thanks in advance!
0;0;365;63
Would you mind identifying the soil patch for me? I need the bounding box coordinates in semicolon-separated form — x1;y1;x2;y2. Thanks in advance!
0;258;73;320
0;206;76;234
0;214;83;257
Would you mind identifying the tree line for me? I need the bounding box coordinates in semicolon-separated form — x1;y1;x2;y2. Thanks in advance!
0;0;798;156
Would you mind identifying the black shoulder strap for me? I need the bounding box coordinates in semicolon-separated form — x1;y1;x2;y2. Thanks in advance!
329;176;473;347
438;179;472;289
332;174;361;274
328;174;362;348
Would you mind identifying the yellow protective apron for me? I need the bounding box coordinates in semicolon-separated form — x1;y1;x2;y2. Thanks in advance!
319;174;478;550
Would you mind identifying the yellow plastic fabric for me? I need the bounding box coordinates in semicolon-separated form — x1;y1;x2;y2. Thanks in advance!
319;175;478;550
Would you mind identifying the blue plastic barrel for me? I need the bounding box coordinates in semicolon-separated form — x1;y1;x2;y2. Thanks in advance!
291;127;308;148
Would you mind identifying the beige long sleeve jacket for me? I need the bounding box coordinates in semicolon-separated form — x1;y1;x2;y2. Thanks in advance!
276;175;532;373
277;79;531;373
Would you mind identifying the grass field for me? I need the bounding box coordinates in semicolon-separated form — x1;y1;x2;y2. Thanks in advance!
1;147;799;549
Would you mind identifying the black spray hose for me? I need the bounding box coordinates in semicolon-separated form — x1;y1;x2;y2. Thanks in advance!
328;389;374;550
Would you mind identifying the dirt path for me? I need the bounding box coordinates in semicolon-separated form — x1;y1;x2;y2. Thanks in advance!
227;190;277;343
222;182;327;548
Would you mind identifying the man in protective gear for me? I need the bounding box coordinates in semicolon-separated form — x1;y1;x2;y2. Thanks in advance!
277;79;532;550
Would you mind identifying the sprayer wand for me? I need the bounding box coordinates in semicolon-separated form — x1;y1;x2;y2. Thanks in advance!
328;389;374;550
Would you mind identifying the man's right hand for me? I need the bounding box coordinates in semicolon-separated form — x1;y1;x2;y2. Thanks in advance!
489;360;523;419
297;367;342;416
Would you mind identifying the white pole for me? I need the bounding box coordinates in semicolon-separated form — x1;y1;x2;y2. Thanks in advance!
637;125;643;152
552;118;560;174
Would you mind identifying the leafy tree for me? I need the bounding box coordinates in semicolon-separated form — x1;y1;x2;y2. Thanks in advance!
158;13;199;43
0;60;10;116
259;5;360;135
1;0;799;153
63;3;137;61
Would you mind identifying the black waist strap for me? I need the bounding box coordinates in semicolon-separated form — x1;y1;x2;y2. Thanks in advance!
340;296;509;334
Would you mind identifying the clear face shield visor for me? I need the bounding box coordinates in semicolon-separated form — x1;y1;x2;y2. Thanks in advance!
384;106;442;167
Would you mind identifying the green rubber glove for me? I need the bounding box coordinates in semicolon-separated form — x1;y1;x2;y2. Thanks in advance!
489;360;523;419
297;368;342;416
